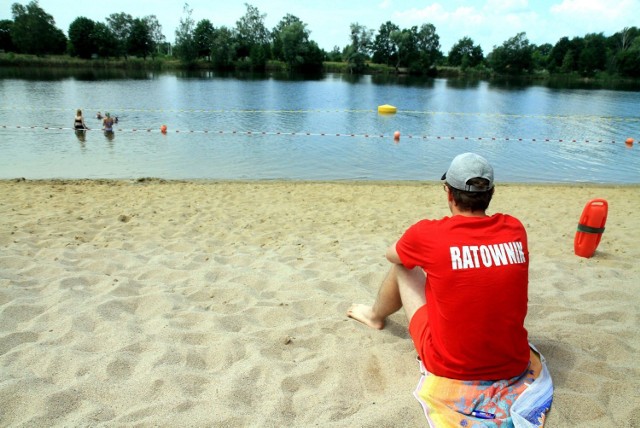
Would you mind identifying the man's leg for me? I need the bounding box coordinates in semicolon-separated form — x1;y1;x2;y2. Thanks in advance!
347;264;426;329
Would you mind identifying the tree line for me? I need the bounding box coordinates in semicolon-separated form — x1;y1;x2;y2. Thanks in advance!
1;1;639;78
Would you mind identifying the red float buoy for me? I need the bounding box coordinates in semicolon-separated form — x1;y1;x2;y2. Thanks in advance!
574;199;608;258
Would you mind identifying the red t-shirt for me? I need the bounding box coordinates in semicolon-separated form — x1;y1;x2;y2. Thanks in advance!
396;213;530;380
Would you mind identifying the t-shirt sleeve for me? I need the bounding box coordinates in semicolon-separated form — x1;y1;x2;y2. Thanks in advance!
395;220;431;270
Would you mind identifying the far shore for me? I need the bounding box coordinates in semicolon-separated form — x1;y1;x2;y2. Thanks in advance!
3;52;640;89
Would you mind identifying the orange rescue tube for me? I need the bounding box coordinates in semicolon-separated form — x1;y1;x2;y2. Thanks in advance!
574;199;608;258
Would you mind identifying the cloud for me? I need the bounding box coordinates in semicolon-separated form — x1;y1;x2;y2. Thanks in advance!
484;0;530;14
391;3;487;29
548;0;639;40
393;3;449;22
552;0;613;17
450;6;485;26
551;0;638;21
392;3;509;52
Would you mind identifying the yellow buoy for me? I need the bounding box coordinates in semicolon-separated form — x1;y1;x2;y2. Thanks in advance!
378;104;397;114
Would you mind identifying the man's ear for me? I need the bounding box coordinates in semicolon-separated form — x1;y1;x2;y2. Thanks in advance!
446;188;454;202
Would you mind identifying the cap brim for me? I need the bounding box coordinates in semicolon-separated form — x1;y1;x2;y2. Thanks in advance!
441;172;447;180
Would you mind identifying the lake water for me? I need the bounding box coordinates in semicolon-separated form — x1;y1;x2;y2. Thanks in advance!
0;69;639;184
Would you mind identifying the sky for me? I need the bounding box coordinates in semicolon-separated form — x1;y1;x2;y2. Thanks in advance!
2;0;639;54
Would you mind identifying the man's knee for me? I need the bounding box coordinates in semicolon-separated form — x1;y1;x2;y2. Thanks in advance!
395;265;425;289
395;265;426;318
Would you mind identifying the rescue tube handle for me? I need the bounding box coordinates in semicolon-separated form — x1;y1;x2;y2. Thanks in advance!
577;224;605;234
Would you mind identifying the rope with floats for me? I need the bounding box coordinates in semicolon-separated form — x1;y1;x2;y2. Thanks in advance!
0;125;635;145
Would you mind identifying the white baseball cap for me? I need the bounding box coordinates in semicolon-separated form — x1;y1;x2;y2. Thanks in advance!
441;153;494;192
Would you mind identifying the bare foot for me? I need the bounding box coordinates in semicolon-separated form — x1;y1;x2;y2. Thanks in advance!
347;304;385;329
529;349;542;379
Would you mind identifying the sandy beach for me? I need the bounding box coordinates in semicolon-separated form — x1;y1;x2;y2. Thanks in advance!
0;179;638;427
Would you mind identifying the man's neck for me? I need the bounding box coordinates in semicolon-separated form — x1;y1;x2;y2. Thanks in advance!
450;206;488;218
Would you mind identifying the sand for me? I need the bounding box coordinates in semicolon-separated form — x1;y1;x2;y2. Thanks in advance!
0;179;638;427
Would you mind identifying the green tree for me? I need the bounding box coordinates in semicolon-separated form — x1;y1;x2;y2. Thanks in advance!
562;37;585;73
106;12;133;58
299;40;324;72
578;33;607;76
127;18;152;59
617;35;640;77
174;3;197;64
279;20;307;70
560;50;575;73
68;17;96;59
210;26;235;69
271;14;321;72
11;1;66;55
448;36;483;68
91;22;117;58
326;46;342;62
0;19;16;52
271;14;304;61
194;19;215;59
488;32;533;74
235;3;270;69
346;22;373;73
391;27;417;71
143;15;165;57
531;43;552;70
615;26;640;51
51;29;66;54
371;21;400;66
548;37;571;72
413;23;441;73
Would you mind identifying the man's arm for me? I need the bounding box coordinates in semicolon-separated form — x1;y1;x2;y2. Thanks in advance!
386;241;402;265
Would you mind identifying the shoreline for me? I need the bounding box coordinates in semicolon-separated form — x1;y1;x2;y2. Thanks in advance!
1;180;638;426
4;177;639;187
3;56;640;88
